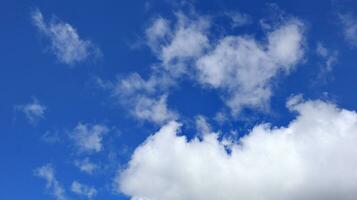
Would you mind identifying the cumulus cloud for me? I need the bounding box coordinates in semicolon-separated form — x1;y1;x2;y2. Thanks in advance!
70;123;109;153
196;19;305;114
118;98;357;200
143;12;304;116
71;181;97;199
31;9;100;65
108;10;305;124
16;97;46;125
339;13;357;47
34;164;67;200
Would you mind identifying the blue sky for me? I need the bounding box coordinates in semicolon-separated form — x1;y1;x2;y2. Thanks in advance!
2;0;357;200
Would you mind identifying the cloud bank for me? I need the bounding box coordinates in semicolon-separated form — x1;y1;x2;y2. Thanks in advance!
117;98;357;200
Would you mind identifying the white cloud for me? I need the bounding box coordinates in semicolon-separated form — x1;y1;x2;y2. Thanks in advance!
70;123;109;153
144;12;305;116
74;158;98;175
133;95;177;125
339;13;357;47
108;11;305;125
113;73;177;125
146;17;171;53
31;9;100;65
16;98;46;125
34;164;67;200
146;13;210;76
118;98;357;200
115;73;174;97
71;181;97;199
196;19;305;114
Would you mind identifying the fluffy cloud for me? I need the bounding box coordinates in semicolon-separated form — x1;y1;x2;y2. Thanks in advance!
32;9;100;65
196;19;305;114
133;95;177;125
71;181;97;199
16;98;46;125
118;98;357;200
70;123;109;153
146;13;210;76
34;164;67;200
111;11;305;124
144;12;304;116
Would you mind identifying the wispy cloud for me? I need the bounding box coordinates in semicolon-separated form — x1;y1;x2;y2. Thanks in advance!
34;164;67;200
339;13;357;47
101;9;305;125
225;11;252;28
41;130;61;144
111;72;177;125
74;157;98;175
15;97;46;125
315;42;338;82
31;9;100;65
71;181;97;199
70;123;109;154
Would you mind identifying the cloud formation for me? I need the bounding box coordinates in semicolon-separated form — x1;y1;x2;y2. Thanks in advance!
146;13;210;76
118;98;357;200
70;123;109;153
112;11;305;124
196;19;304;114
32;9;100;65
339;13;357;47
71;181;97;199
16;97;46;125
315;42;338;81
34;164;67;200
74;157;98;175
112;72;177;125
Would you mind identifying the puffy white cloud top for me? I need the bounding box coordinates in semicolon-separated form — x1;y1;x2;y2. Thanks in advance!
196;19;304;114
118;98;357;200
